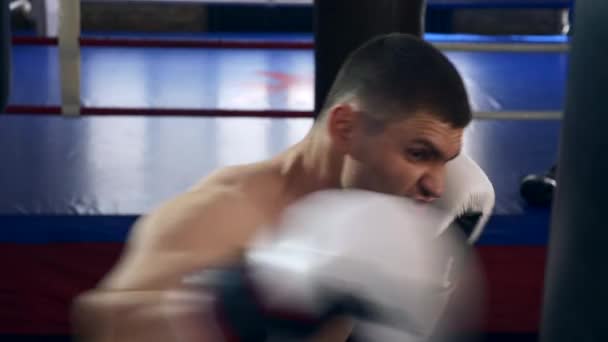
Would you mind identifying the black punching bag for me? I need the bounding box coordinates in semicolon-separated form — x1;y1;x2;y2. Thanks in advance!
313;0;426;116
1;1;10;111
540;1;608;341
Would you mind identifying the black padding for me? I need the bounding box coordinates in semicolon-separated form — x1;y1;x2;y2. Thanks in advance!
520;174;555;207
540;1;608;341
313;0;426;116
0;1;10;111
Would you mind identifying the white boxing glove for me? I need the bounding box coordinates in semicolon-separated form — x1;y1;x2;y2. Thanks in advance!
433;153;495;244
185;190;481;341
357;154;494;341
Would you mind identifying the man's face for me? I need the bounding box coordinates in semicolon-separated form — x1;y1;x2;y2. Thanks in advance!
338;111;464;202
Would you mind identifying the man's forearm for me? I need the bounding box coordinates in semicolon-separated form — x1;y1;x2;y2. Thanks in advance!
72;289;178;342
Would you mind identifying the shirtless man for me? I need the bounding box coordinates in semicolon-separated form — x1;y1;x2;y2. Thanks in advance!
71;33;472;342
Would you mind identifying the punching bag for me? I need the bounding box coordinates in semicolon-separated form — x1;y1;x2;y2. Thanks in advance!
540;1;608;341
313;0;426;116
1;1;10;111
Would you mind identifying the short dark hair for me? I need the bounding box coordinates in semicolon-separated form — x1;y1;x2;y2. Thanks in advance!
319;33;472;129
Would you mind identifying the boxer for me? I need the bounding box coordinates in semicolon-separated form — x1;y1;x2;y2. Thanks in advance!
71;33;486;342
166;189;489;342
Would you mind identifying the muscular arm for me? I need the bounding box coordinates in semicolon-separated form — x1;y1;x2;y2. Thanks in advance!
72;184;354;342
71;188;265;342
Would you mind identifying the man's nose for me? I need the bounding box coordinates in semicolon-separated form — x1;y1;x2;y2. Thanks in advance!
416;169;445;203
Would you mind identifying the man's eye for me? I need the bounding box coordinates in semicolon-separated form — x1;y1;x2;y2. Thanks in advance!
408;149;430;161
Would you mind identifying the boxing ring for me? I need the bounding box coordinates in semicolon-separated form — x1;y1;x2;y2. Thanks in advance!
0;0;572;340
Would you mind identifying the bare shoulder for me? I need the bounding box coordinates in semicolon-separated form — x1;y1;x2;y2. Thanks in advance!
100;164;271;290
136;182;260;249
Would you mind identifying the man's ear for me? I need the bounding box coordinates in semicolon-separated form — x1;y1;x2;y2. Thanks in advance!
326;103;361;153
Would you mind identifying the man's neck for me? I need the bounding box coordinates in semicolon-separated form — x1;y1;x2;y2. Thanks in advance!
274;130;343;201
